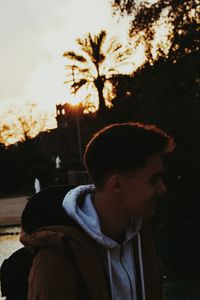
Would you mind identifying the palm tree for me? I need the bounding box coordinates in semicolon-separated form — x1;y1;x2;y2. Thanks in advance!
63;30;131;115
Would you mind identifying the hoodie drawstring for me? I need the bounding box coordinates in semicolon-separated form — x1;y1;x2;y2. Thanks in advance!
107;250;114;300
137;232;146;300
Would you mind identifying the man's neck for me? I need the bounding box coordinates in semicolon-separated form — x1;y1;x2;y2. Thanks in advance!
92;192;130;242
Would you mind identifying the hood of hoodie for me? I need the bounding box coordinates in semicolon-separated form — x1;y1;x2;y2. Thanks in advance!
62;184;142;249
20;226;76;250
62;184;145;300
20;184;95;252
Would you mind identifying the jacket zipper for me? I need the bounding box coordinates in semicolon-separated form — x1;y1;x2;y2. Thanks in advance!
120;245;134;299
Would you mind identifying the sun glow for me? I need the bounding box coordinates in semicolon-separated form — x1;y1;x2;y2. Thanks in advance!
0;0;177;144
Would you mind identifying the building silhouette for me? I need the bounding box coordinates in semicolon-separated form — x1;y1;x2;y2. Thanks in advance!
56;103;84;129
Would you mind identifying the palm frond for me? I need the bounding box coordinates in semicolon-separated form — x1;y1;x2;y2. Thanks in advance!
97;30;107;51
76;38;93;58
115;52;127;63
64;79;73;84
75;31;109;69
107;67;118;74
71;79;88;93
79;68;91;74
65;64;93;77
63;51;87;63
64;65;79;71
106;37;122;54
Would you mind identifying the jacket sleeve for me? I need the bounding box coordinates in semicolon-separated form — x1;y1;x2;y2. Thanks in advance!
28;247;83;300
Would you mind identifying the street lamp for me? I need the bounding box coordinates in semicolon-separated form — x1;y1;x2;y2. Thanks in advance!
72;65;83;164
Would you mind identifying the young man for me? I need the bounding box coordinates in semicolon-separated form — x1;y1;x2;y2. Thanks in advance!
20;122;175;300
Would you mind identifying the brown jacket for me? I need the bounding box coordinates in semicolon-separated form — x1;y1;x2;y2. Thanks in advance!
20;219;163;300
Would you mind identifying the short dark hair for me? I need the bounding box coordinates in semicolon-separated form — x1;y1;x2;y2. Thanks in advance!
84;122;175;189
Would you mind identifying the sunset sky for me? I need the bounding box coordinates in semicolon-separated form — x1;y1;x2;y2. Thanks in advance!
0;0;172;144
0;0;134;127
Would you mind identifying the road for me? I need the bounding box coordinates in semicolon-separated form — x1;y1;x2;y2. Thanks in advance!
0;196;28;226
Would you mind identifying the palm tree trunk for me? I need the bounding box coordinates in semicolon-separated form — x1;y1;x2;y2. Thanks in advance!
94;78;106;115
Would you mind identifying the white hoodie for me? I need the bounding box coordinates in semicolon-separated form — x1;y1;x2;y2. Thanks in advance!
62;185;146;300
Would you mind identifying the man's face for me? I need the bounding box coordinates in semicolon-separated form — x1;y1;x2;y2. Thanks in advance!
121;153;167;218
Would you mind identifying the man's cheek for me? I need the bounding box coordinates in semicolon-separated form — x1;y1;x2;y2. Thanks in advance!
140;193;155;209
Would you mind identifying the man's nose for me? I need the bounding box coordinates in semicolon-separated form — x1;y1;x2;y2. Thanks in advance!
157;179;167;195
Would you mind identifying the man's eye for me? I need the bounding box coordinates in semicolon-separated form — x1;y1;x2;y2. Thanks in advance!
149;176;165;187
149;178;157;184
149;177;161;184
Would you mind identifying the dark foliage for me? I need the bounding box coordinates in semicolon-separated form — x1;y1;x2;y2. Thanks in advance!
112;0;199;62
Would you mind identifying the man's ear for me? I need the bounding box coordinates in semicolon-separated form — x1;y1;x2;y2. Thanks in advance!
107;174;125;194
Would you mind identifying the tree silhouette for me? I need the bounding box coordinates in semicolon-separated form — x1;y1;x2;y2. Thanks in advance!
63;30;131;115
112;0;199;63
0;103;49;145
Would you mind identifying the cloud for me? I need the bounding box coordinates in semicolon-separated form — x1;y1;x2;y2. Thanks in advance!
0;0;69;101
0;0;128;114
